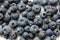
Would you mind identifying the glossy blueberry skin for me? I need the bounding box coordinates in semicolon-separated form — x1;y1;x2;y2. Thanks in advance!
0;27;3;35
4;15;11;23
17;2;26;12
3;2;10;9
54;29;60;36
20;37;25;40
21;0;28;4
39;0;48;6
34;37;41;40
0;14;3;21
10;5;17;13
22;32;29;38
33;17;43;25
26;6;32;12
24;26;30;32
28;1;33;6
28;33;34;39
18;17;28;27
48;21;57;30
27;11;35;20
9;20;18;28
48;0;58;5
46;29;53;36
57;12;60;18
42;24;48;30
21;11;28;17
51;35;56;40
33;0;39;4
44;36;51;40
56;19;60;25
10;31;17;39
15;27;24;35
0;7;6;15
3;25;11;35
38;30;46;39
40;11;47;19
32;5;41;13
51;14;59;22
43;18;50;24
30;25;39;34
11;13;19;20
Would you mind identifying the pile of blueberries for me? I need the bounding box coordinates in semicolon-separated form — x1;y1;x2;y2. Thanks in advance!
0;0;60;40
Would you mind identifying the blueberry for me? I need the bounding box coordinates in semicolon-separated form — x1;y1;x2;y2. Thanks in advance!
30;25;39;34
42;24;48;30
22;32;29;38
24;26;30;32
33;0;39;4
44;36;51;40
27;11;35;20
28;21;33;26
48;21;57;30
10;31;17;39
28;1;33;6
39;0;48;6
0;13;3;21
6;9;12;15
20;37;25;40
11;13;19;20
51;35;56;40
6;38;12;40
34;37;41;40
40;11;47;19
9;20;18;28
18;17;28;27
54;29;60;36
17;2;26;12
4;15;11;23
51;14;58;22
15;27;24;35
48;0;58;5
43;18;50;24
28;33;34;39
0;7;6;15
32;5;41;13
38;30;46;39
21;0;28;4
2;23;6;28
0;27;3;35
33;17;43;25
44;6;58;16
21;11;28;17
46;29;53;36
10;5;17;13
26;6;32;12
8;0;14;4
3;25;11;34
14;0;20;4
3;2;10;9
